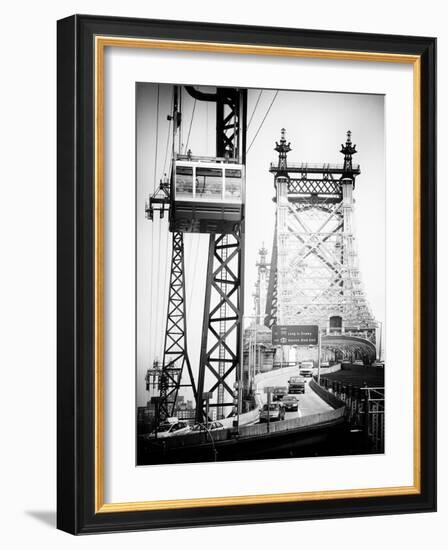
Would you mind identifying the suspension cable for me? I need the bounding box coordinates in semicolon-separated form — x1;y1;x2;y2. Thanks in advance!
247;90;263;129
247;90;279;154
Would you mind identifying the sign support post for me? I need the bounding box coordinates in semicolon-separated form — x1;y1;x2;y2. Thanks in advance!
264;386;274;434
267;390;271;434
317;328;322;385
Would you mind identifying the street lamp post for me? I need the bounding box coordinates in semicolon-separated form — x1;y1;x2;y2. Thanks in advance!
317;328;322;385
377;321;383;361
203;392;213;429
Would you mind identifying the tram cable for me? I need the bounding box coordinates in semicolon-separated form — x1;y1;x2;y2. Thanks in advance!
247;90;279;154
160;221;170;360
149;84;160;363
184;98;197;154
153;84;160;187
188;235;201;318
162;91;173;177
156;214;163;360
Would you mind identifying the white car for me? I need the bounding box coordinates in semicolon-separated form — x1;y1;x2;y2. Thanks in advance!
353;359;364;366
145;420;191;439
299;361;314;377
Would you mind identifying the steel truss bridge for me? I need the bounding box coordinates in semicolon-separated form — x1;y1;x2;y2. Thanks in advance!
264;129;378;363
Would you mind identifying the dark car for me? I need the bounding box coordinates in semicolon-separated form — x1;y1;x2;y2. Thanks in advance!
282;395;299;412
272;386;288;401
288;376;306;394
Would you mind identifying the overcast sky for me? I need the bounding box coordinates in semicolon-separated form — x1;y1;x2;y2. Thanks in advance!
136;83;385;407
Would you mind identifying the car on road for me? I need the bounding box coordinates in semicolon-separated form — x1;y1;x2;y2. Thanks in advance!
272;386;288;401
353;359;364;366
288;376;306;394
191;421;224;433
320;361;330;368
260;403;285;422
372;360;385;368
281;395;299;412
144;419;191;439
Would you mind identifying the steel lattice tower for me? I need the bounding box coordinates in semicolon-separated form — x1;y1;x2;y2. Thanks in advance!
266;129;377;346
143;230;198;422
159;231;197;419
195;89;247;422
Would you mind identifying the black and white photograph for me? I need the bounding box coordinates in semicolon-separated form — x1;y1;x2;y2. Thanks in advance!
136;83;385;466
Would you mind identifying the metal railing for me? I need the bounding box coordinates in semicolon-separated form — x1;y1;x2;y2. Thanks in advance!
269;161;360;172
314;377;384;452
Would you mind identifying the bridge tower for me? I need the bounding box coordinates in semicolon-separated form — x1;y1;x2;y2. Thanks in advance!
266;129;377;362
253;244;270;326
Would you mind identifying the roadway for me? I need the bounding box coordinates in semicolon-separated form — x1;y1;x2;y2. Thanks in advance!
254;369;333;423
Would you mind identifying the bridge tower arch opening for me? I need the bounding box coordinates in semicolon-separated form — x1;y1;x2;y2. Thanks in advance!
329;315;343;334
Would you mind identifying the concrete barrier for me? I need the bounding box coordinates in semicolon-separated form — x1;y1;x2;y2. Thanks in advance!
315;363;341;375
309;379;345;409
150;405;346;451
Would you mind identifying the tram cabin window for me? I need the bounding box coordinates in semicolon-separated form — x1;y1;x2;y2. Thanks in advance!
224;169;242;201
175;165;193;199
196;167;222;200
174;161;244;204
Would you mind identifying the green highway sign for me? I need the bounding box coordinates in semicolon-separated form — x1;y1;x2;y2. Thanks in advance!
272;325;319;346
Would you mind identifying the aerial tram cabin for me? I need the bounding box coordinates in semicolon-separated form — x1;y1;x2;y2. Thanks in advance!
170;154;245;234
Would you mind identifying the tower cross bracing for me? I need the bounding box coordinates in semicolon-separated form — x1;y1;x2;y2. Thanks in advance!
267;129;377;343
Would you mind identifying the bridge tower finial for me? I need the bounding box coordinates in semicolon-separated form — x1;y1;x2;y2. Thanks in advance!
340;130;357;180
258;242;268;267
274;128;291;173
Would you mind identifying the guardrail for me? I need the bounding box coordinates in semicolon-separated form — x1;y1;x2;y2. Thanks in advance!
237;406;345;438
219;406;260;428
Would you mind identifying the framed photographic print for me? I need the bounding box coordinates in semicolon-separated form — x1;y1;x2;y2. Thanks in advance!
57;14;436;534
